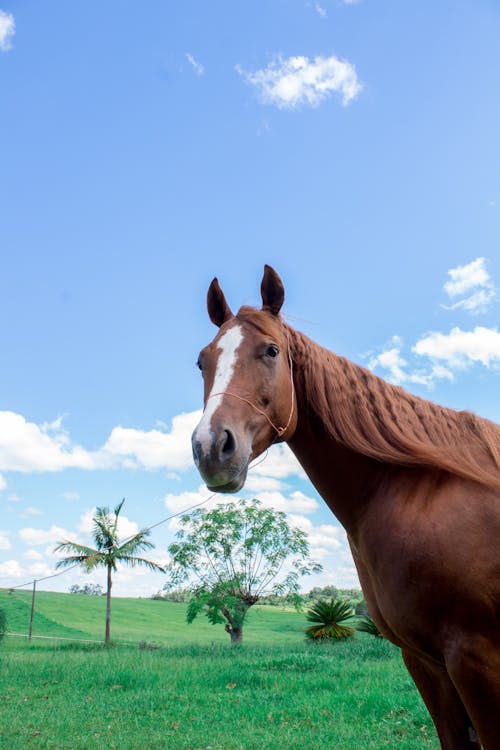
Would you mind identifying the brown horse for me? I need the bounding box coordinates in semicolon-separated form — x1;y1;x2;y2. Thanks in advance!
191;265;500;749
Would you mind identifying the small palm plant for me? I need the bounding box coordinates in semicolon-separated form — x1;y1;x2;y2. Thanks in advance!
305;598;355;640
356;615;384;638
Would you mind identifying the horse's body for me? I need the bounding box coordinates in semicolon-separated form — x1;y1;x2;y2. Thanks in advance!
192;266;500;749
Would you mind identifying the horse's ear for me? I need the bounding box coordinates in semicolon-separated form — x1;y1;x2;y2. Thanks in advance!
261;264;284;315
207;277;233;327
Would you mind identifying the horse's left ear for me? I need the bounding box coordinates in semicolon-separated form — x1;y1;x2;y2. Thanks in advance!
261;264;284;315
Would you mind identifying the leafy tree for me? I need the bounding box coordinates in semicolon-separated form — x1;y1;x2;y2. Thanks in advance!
165;498;321;644
305;584;340;603
69;583;104;596
305;598;355;640
55;499;164;644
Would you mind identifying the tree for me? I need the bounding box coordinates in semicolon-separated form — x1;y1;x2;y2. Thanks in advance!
69;583;104;596
55;499;164;644
165;498;322;644
305;598;355;640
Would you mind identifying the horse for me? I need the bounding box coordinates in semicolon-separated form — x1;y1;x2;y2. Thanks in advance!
191;265;500;749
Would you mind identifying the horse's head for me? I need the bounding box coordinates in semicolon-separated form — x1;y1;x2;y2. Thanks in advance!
192;265;297;493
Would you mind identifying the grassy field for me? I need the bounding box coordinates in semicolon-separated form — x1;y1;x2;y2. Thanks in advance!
0;589;309;645
0;590;439;749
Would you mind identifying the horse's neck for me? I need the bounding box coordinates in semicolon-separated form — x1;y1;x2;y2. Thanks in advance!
288;413;384;533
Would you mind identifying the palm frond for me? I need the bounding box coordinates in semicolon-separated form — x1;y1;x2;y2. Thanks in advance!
117;533;154;557
118;555;165;573
356;615;384;638
112;498;125;536
55;552;104;571
54;541;99;558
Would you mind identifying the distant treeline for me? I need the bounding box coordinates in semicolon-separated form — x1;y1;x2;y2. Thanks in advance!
152;584;368;613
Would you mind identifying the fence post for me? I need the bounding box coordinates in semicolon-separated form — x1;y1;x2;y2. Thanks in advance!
28;579;37;641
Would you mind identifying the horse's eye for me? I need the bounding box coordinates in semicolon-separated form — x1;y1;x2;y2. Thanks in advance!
266;344;279;358
196;358;203;372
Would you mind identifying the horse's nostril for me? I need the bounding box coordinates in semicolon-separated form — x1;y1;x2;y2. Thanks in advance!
221;429;236;458
191;437;203;467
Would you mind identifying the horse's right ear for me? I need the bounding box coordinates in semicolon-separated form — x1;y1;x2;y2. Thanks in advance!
207;278;233;327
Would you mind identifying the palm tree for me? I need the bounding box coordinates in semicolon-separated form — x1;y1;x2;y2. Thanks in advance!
55;499;164;644
305;598;355;640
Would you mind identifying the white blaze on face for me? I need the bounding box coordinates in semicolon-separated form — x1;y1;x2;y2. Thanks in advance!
194;324;244;449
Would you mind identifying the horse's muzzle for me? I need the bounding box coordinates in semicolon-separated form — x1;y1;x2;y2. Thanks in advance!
191;426;250;493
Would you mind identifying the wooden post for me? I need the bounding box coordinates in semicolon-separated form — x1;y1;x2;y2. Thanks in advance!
29;579;37;641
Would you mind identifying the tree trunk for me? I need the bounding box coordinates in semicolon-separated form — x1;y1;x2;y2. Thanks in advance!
105;564;112;645
229;626;243;645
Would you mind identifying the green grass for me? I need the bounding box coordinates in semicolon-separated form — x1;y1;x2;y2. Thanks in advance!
0;591;439;749
0;589;307;645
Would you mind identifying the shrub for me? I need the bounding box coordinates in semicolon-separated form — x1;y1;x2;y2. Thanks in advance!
305;598;355;640
356;615;384;638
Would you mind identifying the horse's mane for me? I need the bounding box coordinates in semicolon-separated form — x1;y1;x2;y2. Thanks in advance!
236;308;500;489
284;323;500;490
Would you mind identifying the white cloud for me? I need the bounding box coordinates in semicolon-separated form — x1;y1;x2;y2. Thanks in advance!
244;475;285;492
0;411;99;473
63;491;80;501
314;3;327;18
164;485;217;518
236;53;362;109
368;337;453;387
0;559;23;578
249;443;306;480
27;562;52;577
185;52;204;76
21;506;43;518
413;326;500;370
164;484;318;523
0;409;309;491
102;410;201;471
18;524;79;547
289;514;345;552
0;473;6;490
370;262;500;386
288;514;358;587
0;10;15;52
23;549;44;560
0;531;11;550
253;490;319;514
0;409;202;475
443;258;495;315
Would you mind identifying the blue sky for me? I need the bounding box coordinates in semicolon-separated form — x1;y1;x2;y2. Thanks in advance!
1;1;499;597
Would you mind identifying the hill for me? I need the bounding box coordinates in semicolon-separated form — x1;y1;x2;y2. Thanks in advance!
0;589;306;646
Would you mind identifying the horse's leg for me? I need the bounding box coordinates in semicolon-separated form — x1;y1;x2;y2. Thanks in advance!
402;649;481;749
445;635;500;750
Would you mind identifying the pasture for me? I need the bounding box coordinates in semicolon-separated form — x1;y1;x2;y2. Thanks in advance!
0;590;438;749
